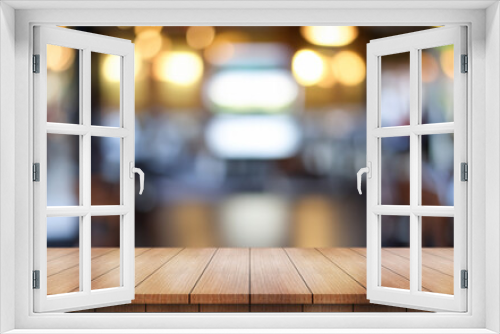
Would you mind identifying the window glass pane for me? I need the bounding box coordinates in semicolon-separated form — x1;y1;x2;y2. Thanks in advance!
381;136;410;205
421;133;454;206
47;45;80;124
91;136;121;205
47;134;80;206
421;45;454;124
421;216;454;295
91;52;121;127
47;216;80;295
380;215;410;290
91;216;121;290
381;52;410;127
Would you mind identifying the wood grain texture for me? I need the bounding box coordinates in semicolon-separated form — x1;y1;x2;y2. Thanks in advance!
386;247;454;276
95;304;146;312
200;304;250;312
353;304;407;312
47;247;79;262
303;304;352;312
250;248;311;304
190;248;249;304
47;248;113;277
147;304;199;312
91;248;181;295
134;248;216;304
284;248;367;304
251;304;303;312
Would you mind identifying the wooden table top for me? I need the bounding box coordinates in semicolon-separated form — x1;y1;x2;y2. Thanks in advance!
47;247;454;305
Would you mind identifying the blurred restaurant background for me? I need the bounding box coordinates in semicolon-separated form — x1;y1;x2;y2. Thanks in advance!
46;26;454;250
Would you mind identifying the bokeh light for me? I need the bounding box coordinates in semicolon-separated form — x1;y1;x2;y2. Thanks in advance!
102;54;120;83
134;29;163;60
153;51;204;86
300;26;359;47
292;49;325;86
134;26;162;35
440;47;454;79
331;50;366;86
47;44;76;72
187;26;216;50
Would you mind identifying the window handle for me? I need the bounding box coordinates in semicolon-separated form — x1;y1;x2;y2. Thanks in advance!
357;162;371;195
129;162;144;195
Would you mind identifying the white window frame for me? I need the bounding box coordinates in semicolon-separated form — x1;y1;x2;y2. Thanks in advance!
33;25;136;313
366;26;467;312
0;2;498;333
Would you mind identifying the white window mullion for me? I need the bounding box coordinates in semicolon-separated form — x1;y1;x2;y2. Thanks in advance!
409;48;420;295
82;48;92;295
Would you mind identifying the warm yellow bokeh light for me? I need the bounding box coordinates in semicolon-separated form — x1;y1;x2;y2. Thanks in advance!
292;50;325;86
153;51;203;86
300;26;359;47
102;53;143;83
134;30;163;60
186;26;216;49
440;48;454;79
47;44;76;72
102;55;121;83
421;52;439;83
331;51;366;86
134;26;162;35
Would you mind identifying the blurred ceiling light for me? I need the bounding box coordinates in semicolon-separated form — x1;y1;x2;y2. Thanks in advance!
47;44;75;72
134;26;162;35
440;48;454;79
206;70;299;112
204;40;235;65
186;26;216;49
153;51;203;86
205;115;301;159
421;52;439;83
300;26;358;47
102;55;121;83
331;50;366;86
292;49;325;86
134;30;163;60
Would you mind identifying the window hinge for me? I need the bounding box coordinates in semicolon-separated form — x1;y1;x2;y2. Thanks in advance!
461;162;468;181
33;163;40;182
461;54;468;73
33;270;40;289
33;54;40;73
461;270;468;289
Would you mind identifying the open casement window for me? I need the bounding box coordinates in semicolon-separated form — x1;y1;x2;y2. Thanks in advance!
364;26;467;312
33;26;141;312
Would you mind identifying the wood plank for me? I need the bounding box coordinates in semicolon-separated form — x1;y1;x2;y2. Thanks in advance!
250;248;311;304
47;247;78;262
95;304;146;312
353;304;406;312
200;304;249;312
190;248;249;304
386;247;454;276
92;248;181;294
304;304;352;312
135;248;216;304
422;247;453;261
284;248;367;304
47;247;113;277
251;304;302;312
147;304;199;312
48;248;117;295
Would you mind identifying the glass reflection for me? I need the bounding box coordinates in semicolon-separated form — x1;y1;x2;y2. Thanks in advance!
47;134;79;206
421;45;454;124
47;45;80;124
91;136;121;206
381;52;410;127
381;136;410;205
422;134;454;206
